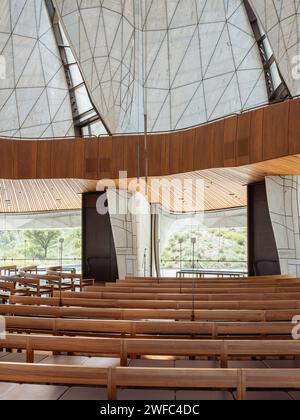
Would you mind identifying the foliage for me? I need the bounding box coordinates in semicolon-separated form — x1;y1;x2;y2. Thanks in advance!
161;228;247;270
24;230;61;258
0;228;81;264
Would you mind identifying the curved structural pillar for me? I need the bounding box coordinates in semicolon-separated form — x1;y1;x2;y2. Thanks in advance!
107;189;151;279
266;176;300;276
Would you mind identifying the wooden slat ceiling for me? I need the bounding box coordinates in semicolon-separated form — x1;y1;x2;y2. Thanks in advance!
0;179;97;214
1;154;300;214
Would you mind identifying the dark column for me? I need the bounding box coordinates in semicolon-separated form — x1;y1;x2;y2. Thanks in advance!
82;192;119;283
248;182;280;276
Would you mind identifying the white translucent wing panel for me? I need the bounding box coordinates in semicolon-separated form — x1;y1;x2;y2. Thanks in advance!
250;0;300;96
0;0;74;138
55;0;137;133
55;0;268;134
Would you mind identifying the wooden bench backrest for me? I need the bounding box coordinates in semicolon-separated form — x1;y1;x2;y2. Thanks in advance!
2;334;300;368
10;295;300;311
97;285;300;294
125;275;294;282
0;362;108;387
0;363;299;400
2;302;299;322
4;316;293;338
117;278;300;286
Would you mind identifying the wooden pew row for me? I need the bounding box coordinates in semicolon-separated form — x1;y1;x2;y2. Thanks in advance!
116;278;300;287
10;295;300;311
0;363;300;400
114;281;300;289
19;273;74;292
1;274;72;295
47;266;76;274
1;303;299;322
4;317;293;339
123;275;294;283
110;367;300;401
97;285;300;295
0;277;54;297
19;266;38;274
0;362;108;390
46;271;95;291
0;282;29;303
1;334;300;369
82;289;300;302
0;265;17;276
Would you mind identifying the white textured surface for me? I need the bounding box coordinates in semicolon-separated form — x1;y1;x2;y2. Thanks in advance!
266;176;300;276
54;0;268;133
107;189;151;278
0;0;74;138
250;0;300;96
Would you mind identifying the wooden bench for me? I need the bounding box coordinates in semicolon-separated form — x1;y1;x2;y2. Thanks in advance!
110;367;300;401
116;278;300;287
19;272;75;292
19;266;38;275
0;363;299;400
0;282;30;303
4;316;293;339
96;285;300;294
2;334;300;368
125;275;295;283
0;276;53;297
82;287;300;302
0;265;17;276
0;362;108;389
48;266;76;274
10;295;300;311
1;302;299;322
46;271;95;292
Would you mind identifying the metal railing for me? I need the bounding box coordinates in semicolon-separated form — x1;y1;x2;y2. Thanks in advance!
161;259;247;271
0;258;81;270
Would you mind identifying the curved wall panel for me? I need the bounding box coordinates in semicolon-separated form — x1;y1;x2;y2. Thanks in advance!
54;0;268;134
0;0;74;138
250;0;300;97
0;98;299;181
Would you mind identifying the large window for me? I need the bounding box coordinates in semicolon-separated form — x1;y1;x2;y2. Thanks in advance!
0;211;81;270
160;208;247;277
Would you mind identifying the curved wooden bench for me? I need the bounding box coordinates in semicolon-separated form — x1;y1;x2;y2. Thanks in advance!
1;303;299;322
10;295;300;311
0;363;299;400
4;316;293;339
82;288;300;301
1;334;300;368
84;285;300;294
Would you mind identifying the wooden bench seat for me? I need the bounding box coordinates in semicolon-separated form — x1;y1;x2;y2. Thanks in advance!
0;362;299;400
46;271;95;291
10;295;300;311
114;280;300;288
3;316;293;339
0;276;53;297
84;285;300;294
19;266;38;275
82;289;300;301
19;273;74;292
1;302;299;322
0;266;17;276
124;275;294;283
1;334;300;368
